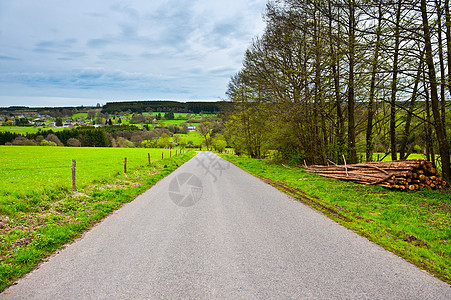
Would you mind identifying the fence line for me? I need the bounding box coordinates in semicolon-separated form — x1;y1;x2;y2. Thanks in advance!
4;150;187;172
2;150;188;190
69;150;184;189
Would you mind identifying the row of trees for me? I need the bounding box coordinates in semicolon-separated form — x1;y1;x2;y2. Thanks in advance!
0;125;208;149
0;106;82;118
102;101;231;114
226;0;451;182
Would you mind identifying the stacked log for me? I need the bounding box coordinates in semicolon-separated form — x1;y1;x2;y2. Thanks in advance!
303;159;447;190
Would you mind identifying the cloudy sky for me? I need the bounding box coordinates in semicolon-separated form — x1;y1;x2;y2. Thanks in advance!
0;0;267;107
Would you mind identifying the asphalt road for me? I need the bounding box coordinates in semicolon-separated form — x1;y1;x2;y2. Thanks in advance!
1;152;450;299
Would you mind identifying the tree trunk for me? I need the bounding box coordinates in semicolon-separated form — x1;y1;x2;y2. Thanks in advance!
399;49;424;160
390;0;402;161
313;9;326;164
329;1;344;163
424;82;435;165
435;0;447;136
421;0;451;182
445;0;451;94
348;0;357;164
366;2;382;162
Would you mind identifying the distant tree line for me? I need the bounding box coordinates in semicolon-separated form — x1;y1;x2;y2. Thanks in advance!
0;106;85;118
226;0;451;182
0;125;140;147
0;124;198;148
101;101;233;114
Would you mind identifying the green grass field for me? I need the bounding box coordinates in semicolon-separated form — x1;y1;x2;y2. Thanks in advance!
161;119;188;125
0;126;67;134
148;112;203;119
0;146;174;200
370;152;427;161
179;131;204;145
72;112;87;119
221;154;451;284
0;146;194;291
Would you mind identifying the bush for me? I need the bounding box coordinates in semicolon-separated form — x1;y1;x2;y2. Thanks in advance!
116;137;134;148
212;134;227;152
40;140;57;146
45;134;63;146
157;133;171;148
12;137;27;145
23;139;37;146
35;136;44;143
66;138;81;147
130;134;143;147
413;144;423;153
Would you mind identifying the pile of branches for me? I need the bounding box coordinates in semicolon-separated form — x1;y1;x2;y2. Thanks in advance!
304;159;447;190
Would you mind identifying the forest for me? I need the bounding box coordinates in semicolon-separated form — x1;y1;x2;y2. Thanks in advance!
225;0;451;182
101;100;232;114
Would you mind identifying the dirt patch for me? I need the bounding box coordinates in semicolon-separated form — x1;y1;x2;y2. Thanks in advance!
0;220;9;230
72;192;89;198
403;234;429;248
13;236;33;247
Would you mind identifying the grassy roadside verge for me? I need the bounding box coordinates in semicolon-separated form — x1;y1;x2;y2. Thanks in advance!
221;154;451;284
0;151;195;291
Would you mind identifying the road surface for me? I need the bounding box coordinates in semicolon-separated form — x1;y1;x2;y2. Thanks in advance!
1;152;450;299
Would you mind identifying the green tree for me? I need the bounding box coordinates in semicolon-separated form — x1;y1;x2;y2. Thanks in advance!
198;121;216;151
45;134;63;146
164;112;175;120
157;133;171;148
55;118;63;127
67;138;81;147
40;140;57;146
212;134;227;153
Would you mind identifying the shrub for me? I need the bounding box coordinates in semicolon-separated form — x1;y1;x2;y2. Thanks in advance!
212;134;227;153
40;140;57;146
12;137;27;146
157;133;171;148
45;134;63;146
116;137;134;148
23;139;37;146
66;138;81;147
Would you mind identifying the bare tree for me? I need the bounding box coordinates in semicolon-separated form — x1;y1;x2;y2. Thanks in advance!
420;0;450;181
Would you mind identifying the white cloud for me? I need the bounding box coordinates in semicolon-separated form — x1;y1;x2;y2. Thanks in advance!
0;0;267;107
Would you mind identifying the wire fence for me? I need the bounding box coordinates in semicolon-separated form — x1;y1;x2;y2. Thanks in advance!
0;149;188;191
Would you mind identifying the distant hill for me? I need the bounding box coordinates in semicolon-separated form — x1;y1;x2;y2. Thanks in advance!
0;100;234;116
101;100;233;114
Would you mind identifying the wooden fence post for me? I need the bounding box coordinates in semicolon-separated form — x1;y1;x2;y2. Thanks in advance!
124;157;127;174
148;153;151;165
162;152;164;160
72;159;76;189
170;150;172;158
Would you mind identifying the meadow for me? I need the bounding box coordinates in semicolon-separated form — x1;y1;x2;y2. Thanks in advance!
71;112;88;119
182;131;204;145
0;146;175;201
0;146;194;290
0;126;67;134
147;112;204;119
221;154;451;284
370;152;426;161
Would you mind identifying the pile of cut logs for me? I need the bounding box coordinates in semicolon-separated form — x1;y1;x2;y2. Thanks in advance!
303;159;447;190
